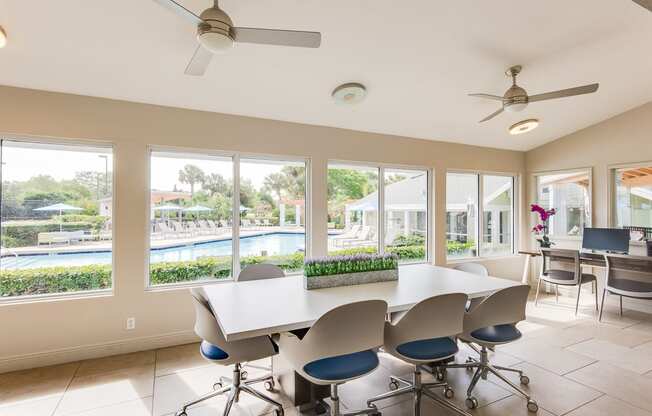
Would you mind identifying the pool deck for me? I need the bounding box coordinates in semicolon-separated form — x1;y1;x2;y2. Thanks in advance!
1;226;312;257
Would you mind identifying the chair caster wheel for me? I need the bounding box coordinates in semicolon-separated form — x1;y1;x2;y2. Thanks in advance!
213;382;222;390
175;411;187;416
527;400;538;412
436;368;447;381
264;380;275;391
520;375;530;385
240;370;248;380
465;397;479;409
388;380;400;390
443;386;454;399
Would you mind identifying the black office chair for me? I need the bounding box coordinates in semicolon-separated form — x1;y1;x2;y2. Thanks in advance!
535;248;598;315
600;254;652;321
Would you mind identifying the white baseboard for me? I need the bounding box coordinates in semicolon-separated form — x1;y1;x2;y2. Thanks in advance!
0;330;199;374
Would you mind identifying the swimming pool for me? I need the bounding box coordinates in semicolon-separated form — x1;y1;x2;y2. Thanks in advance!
1;233;306;270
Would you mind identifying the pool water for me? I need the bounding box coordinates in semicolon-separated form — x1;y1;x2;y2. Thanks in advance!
1;233;306;270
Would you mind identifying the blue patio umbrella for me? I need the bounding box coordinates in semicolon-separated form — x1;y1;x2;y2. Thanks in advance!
34;203;83;232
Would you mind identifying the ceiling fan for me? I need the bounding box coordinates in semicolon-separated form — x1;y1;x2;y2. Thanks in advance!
153;0;321;76
632;0;652;12
469;65;599;123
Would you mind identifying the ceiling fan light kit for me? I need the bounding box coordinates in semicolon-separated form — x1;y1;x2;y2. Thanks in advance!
332;83;367;105
196;7;233;53
509;119;539;135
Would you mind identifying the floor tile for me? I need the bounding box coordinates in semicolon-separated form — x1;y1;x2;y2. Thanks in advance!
565;321;652;347
498;338;596;375
565;361;652;413
76;350;155;378
457;342;523;368
474;395;555;416
565;395;652;416
0;396;62;416
0;362;78;407
566;339;652;374
487;362;602;416
339;364;410;410
59;396;153;416
155;343;208;377
55;364;154;415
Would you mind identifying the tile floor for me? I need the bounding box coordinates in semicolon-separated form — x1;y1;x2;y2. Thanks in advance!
1;293;652;416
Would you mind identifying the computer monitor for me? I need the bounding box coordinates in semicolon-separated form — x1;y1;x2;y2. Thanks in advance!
582;228;630;254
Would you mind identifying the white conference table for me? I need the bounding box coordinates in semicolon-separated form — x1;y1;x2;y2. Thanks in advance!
203;263;521;342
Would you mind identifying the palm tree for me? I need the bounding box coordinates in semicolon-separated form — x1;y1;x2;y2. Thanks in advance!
178;164;205;197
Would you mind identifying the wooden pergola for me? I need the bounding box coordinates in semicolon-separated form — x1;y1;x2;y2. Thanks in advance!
620;167;652;187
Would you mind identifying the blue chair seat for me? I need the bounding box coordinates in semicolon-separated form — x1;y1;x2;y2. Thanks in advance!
470;324;521;343
200;341;229;360
304;350;379;381
396;337;458;361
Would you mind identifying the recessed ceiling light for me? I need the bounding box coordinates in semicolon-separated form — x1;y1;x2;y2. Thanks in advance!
0;27;7;48
509;119;539;135
332;83;367;105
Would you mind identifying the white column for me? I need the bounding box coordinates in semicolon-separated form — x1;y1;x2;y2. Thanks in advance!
295;204;301;226
404;210;411;235
279;203;286;227
345;209;352;229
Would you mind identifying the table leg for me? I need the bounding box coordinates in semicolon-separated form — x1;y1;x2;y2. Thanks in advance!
522;254;531;284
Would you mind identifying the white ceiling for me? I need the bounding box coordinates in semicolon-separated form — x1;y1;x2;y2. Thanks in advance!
0;0;651;151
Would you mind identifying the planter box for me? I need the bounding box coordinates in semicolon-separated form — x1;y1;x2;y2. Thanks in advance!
304;269;398;290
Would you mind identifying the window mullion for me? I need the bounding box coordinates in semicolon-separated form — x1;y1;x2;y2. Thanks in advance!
378;166;385;255
232;154;241;279
477;174;484;258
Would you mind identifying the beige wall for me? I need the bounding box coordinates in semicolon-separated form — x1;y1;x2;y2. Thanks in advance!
0;85;526;372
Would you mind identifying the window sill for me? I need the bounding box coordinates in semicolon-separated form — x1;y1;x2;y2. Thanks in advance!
0;289;113;306
446;254;521;265
145;278;235;293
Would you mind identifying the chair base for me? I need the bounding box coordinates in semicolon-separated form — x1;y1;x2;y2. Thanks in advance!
438;345;538;413
175;363;284;416
367;366;471;416
318;384;381;416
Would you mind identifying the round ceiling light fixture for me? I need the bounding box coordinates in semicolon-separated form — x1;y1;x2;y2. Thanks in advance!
332;83;367;105
509;118;539;135
0;26;7;48
196;8;234;53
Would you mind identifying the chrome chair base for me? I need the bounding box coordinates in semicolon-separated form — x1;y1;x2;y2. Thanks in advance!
318;384;381;416
439;346;538;413
175;363;284;416
367;366;470;416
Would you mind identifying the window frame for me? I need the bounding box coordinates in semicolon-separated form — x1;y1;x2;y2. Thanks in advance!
608;160;652;229
0;135;116;303
327;160;432;265
446;169;518;261
146;145;310;290
533;167;592;240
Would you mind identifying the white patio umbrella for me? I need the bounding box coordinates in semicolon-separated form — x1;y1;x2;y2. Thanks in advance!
184;205;213;220
34;203;83;232
153;204;183;224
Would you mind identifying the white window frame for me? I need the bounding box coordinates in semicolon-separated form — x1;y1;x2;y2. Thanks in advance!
446;169;518;261
608;160;652;229
327;160;432;264
146;146;310;289
533;167;592;240
0;135;116;303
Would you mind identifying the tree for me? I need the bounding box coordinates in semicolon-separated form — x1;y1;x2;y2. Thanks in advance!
202;173;230;196
263;173;288;203
74;171;112;199
178;165;205;196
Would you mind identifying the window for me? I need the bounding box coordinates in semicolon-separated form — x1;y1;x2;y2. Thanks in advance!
327;163;430;263
0;139;113;298
612;165;652;234
148;149;308;287
535;170;590;237
446;172;515;259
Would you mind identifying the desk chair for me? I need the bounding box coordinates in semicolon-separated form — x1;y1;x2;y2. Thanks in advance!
535;248;598;315
440;285;538;412
279;300;387;416
176;288;284;416
454;263;489;312
600;254;652;321
238;263;285;282
367;293;470;416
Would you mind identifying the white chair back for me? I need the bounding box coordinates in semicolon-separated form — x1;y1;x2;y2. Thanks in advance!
453;262;489;276
462;285;530;335
237;263;285;282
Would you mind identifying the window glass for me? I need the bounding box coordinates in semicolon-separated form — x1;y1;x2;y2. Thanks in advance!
384;169;428;263
239;158;306;273
536;171;590;236
327;164;379;255
1;140;113;298
482;175;513;256
446;173;478;258
613;166;652;234
149;151;233;285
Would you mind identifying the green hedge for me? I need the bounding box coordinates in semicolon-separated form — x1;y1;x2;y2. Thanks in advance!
1;222;94;247
0;265;112;297
446;240;475;255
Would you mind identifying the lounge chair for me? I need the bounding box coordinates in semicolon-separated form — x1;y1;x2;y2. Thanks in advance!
263;219;271;227
158;222;178;239
330;225;362;246
171;221;190;237
340;226;375;248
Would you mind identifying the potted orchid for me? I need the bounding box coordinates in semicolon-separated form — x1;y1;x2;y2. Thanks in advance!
531;203;556;248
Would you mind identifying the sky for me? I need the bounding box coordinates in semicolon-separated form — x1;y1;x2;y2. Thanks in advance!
1;144;303;193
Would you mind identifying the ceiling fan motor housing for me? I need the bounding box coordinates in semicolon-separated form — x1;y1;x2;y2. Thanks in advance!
503;85;529;112
197;7;234;53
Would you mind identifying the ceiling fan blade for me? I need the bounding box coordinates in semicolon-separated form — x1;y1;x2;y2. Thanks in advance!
529;83;599;103
479;107;504;123
184;45;213;76
231;27;321;48
152;0;203;25
469;93;504;101
632;0;652;11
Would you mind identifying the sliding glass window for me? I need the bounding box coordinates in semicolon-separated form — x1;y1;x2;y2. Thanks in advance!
612;164;652;238
535;170;590;237
0;139;113;298
148;149;308;287
446;172;515;260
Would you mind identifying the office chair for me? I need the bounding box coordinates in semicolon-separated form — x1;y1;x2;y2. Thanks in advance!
367;293;470;416
600;254;652;321
279;300;387;416
439;285;538;412
453;262;489;276
536;248;598;315
176;288;284;416
238;263;285;282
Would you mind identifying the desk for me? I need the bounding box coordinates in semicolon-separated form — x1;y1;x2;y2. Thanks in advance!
203;263;521;342
518;250;607;284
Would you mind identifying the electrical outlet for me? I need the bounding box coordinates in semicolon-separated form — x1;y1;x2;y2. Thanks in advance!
126;317;136;330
